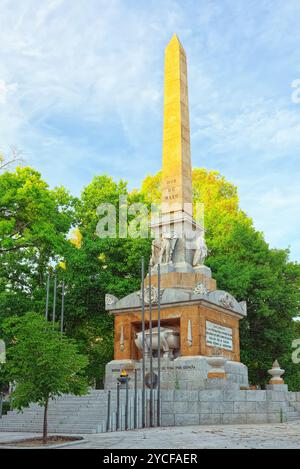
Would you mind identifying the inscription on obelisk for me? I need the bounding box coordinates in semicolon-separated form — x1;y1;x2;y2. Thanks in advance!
162;34;193;217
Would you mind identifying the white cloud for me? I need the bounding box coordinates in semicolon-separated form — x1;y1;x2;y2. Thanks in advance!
0;80;7;104
0;0;299;260
193;105;300;158
35;0;64;27
0;79;17;104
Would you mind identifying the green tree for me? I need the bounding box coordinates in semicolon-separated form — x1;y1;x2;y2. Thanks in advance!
2;164;299;390
0;166;74;255
0;166;75;325
60;175;151;386
2;312;88;441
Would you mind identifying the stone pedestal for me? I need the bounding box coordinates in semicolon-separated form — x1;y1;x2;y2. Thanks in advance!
266;384;288;391
268;360;285;385
104;356;249;390
207;355;227;380
193;265;212;277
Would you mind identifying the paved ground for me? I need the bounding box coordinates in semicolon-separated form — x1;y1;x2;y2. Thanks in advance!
1;420;300;449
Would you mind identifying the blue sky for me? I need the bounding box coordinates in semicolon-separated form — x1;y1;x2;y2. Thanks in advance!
0;0;300;260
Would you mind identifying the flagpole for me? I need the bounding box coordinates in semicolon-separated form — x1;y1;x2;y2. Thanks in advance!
52;273;57;327
149;264;153;427
45;273;50;321
157;263;161;426
60;279;65;334
141;257;146;428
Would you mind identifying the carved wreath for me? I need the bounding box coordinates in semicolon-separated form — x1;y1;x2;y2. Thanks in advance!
105;294;118;306
138;286;164;305
193;282;208;295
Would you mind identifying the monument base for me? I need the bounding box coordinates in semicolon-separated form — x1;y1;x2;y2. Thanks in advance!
193;265;212;277
104;356;249;390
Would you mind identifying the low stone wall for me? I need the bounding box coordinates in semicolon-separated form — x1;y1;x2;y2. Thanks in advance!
160;389;300;426
105;357;249;390
1;387;298;434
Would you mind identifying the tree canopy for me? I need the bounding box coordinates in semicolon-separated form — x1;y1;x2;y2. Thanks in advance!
1;165;300;389
1;312;88;440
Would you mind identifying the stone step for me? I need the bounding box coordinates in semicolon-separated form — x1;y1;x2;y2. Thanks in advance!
8;412;107;419
9;402;113;410
8;407;108;415
49;400;118;406
50;400;106;404
3;413;108;422
0;420;103;431
6;405;124;416
0;417;106;425
0;426;99;434
289;403;300;412
286;411;300;420
2;413;104;421
5;406;112;414
2;403;109;415
0;420;106;427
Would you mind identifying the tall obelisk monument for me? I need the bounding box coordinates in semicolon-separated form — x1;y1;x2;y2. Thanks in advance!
162;34;193;217
150;34;206;274
105;35;247;388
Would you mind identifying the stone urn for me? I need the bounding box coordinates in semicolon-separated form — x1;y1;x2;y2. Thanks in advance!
135;326;180;359
206;348;227;379
268;360;285;385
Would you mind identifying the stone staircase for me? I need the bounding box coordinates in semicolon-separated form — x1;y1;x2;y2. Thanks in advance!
278;402;300;422
0;388;156;434
0;389;299;433
285;400;300;421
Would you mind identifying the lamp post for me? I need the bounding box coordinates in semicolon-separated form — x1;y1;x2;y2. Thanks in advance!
134;368;137;428
116;382;120;431
117;370;130;431
106;390;111;432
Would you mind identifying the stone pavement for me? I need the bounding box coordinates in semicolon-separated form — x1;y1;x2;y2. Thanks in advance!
1;421;300;449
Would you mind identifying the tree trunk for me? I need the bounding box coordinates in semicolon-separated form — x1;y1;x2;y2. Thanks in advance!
43;397;49;443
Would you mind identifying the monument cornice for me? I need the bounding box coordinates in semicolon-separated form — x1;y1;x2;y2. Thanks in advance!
107;297;246;320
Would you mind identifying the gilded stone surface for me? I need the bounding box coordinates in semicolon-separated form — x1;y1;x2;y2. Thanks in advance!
162;34;192;216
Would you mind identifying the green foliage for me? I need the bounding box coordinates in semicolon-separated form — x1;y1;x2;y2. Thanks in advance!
2;312;88;438
61;175;151;385
1;164;300;392
1;401;10;415
0;167;75;324
2;312;88;403
0;166;74;254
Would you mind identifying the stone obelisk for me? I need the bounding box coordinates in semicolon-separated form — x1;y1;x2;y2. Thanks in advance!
150;34;203;273
162;34;193;217
105;35;247;391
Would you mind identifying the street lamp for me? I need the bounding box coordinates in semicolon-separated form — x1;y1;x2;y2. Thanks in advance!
117;369;129;385
117;369;130;430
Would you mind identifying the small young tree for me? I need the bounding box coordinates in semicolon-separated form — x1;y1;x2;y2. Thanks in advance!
2;312;89;441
